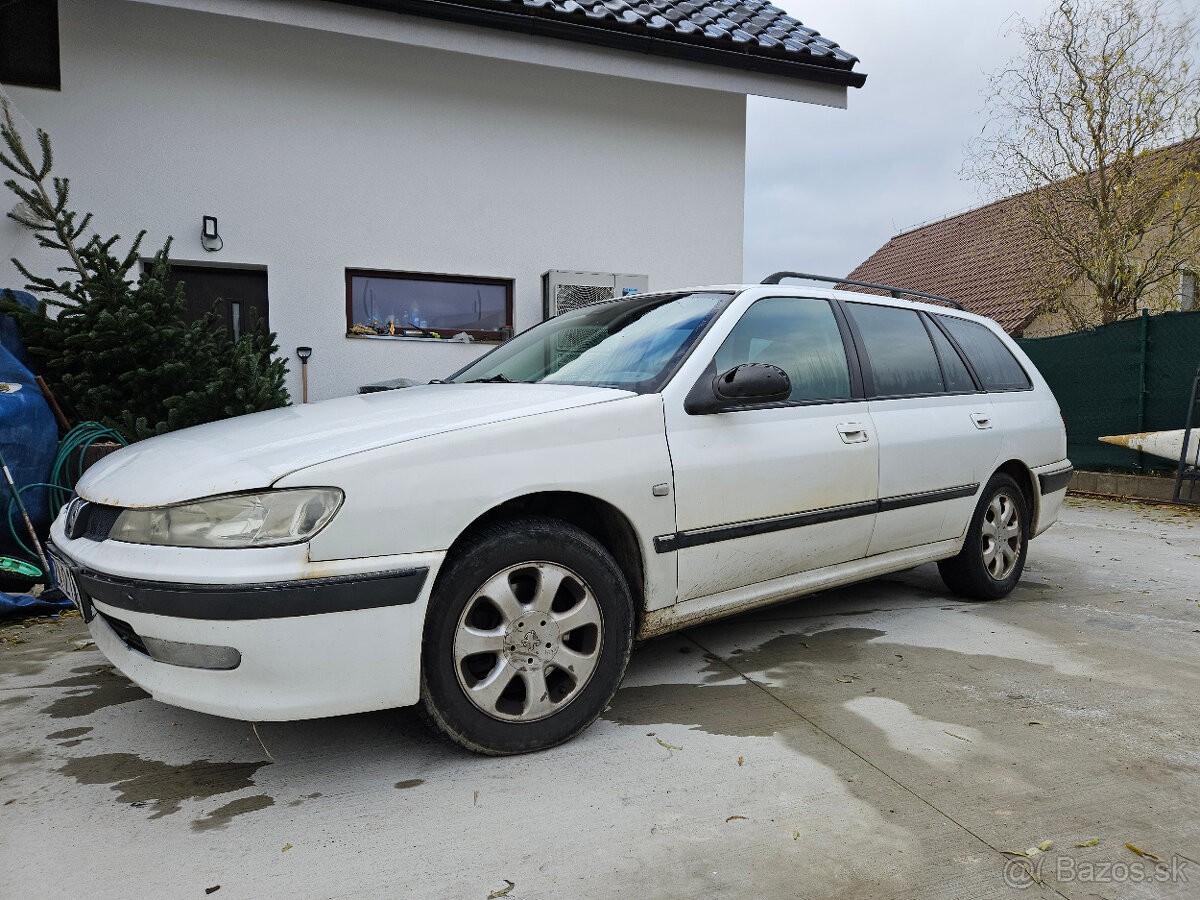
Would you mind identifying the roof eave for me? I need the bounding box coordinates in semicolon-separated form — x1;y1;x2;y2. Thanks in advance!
327;0;868;89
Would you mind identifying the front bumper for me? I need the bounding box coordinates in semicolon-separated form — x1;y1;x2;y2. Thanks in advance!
49;517;444;721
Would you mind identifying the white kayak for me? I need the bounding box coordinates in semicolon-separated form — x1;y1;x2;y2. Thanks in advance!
1099;429;1199;465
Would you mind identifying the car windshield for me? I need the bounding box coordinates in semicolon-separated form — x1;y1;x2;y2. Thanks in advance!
447;291;732;392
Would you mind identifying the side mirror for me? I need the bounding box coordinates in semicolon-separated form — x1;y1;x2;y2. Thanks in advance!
685;363;791;414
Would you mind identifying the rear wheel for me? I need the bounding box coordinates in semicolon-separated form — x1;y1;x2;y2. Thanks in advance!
938;473;1029;600
419;517;634;755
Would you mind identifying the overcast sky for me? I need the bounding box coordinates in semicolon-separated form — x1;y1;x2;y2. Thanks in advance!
743;0;1048;282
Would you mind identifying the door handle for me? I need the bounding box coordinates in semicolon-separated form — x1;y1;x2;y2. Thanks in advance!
971;413;992;429
837;422;869;443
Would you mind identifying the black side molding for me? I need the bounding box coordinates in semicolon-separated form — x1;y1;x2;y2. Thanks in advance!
1038;465;1074;496
654;484;979;554
77;567;429;621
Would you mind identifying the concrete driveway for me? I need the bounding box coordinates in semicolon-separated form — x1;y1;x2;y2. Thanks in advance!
2;496;1198;899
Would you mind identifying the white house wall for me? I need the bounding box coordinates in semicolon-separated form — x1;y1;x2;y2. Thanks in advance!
1;0;746;400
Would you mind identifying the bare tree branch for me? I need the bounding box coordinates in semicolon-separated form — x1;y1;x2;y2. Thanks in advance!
963;0;1199;327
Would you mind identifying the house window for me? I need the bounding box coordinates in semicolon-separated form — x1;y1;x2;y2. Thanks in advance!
1180;270;1197;311
0;0;60;91
346;269;513;341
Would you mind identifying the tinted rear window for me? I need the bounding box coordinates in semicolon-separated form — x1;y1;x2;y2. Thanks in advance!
926;318;976;392
937;316;1031;391
847;303;944;396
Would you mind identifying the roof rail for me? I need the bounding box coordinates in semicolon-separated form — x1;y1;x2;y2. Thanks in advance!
760;271;967;311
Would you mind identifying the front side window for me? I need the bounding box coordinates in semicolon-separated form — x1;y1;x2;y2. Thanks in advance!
346;270;512;341
848;303;945;396
449;291;730;392
712;296;852;402
936;315;1031;391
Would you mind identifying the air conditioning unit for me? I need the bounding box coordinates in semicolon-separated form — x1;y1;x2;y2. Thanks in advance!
542;270;649;319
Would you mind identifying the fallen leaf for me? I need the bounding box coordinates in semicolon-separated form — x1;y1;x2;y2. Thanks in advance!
487;880;515;899
1075;838;1100;847
1038;840;1053;852
473;791;478;806
792;830;799;840
737;757;744;766
1126;842;1163;863
944;731;972;743
725;815;748;822
836;676;855;684
281;844;292;853
656;737;682;751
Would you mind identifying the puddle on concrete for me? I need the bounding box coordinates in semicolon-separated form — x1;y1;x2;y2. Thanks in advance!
287;791;323;807
191;794;275;832
394;779;424;789
605;680;772;738
59;753;271;820
37;668;148;719
48;727;93;740
0;748;44;774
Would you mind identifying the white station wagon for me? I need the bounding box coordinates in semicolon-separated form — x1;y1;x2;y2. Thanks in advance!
49;275;1072;754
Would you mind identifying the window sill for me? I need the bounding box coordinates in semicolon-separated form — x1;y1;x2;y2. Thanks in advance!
345;333;502;345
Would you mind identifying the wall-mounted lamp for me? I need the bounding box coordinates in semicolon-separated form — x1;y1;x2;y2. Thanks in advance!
296;346;312;403
201;215;223;252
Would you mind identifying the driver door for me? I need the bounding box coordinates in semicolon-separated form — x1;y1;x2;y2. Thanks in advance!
663;296;879;602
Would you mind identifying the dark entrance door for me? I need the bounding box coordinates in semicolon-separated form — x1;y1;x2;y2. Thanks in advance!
155;264;269;342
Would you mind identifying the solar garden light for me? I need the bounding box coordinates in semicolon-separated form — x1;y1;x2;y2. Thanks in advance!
296;346;312;403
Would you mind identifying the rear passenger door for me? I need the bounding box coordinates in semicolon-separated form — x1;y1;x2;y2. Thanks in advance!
842;302;1001;555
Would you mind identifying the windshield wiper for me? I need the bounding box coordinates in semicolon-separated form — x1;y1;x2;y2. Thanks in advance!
467;374;515;383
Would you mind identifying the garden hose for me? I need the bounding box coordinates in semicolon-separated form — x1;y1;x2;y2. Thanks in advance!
4;422;127;570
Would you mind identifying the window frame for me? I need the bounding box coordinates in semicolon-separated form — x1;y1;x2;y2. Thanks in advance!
685;294;866;414
344;268;514;343
840;300;978;400
929;312;1033;393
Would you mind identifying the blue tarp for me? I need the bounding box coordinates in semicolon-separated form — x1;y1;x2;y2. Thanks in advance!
0;591;73;618
1;289;58;562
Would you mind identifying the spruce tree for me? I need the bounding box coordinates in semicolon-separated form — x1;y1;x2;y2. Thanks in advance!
0;107;289;441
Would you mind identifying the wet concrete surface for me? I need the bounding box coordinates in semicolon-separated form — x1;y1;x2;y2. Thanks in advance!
1;497;1197;898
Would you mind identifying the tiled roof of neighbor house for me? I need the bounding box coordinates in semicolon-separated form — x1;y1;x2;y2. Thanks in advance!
846;139;1200;335
845;194;1047;335
330;0;865;87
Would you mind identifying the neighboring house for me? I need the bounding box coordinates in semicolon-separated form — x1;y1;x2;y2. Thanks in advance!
846;143;1199;338
1;0;865;399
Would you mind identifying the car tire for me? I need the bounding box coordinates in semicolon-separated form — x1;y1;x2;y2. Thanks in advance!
419;516;634;755
937;473;1029;601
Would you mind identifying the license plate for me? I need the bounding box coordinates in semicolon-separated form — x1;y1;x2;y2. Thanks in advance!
48;551;90;621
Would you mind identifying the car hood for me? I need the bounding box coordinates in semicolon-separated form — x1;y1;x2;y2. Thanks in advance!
76;383;633;507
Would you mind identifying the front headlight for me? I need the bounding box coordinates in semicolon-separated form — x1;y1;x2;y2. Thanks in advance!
110;488;344;549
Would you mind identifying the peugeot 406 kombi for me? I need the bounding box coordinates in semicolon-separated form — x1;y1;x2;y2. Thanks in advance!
49;277;1071;754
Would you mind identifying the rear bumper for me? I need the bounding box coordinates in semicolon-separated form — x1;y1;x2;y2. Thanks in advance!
1031;460;1073;537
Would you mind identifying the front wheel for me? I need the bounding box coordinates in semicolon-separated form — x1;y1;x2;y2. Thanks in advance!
419;517;634;755
938;473;1029;600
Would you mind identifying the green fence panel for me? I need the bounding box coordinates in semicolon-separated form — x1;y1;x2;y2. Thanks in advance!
1017;309;1200;473
1145;311;1200;432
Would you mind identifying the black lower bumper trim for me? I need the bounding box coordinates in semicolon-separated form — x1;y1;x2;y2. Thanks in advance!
1039;465;1074;496
75;567;429;621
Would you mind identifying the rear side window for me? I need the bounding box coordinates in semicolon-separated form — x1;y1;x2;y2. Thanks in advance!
926;318;976;392
847;303;944;396
936;316;1031;391
713;296;852;402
